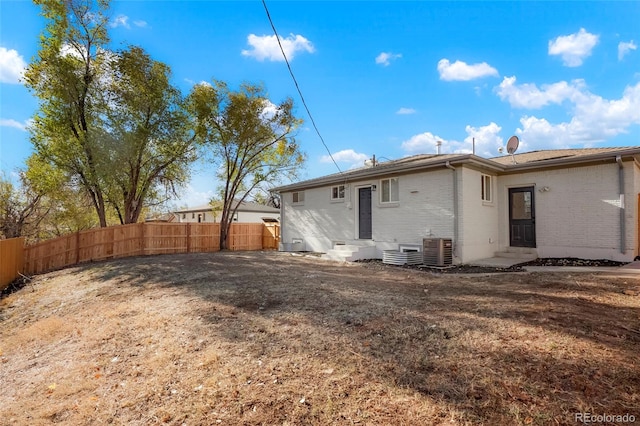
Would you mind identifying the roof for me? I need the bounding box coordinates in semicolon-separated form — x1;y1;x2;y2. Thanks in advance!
175;200;279;214
275;146;640;192
489;147;638;165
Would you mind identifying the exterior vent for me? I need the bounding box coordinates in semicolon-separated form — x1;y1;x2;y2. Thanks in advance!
383;250;423;266
423;238;453;266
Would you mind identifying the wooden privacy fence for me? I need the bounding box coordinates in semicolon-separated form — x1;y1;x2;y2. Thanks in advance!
20;222;280;276
1;237;25;291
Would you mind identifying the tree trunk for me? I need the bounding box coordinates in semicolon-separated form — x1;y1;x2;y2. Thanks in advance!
220;223;228;250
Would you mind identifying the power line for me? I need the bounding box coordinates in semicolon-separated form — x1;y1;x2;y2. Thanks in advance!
261;0;342;174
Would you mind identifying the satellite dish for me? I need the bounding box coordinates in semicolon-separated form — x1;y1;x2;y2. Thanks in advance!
506;135;519;164
506;135;519;154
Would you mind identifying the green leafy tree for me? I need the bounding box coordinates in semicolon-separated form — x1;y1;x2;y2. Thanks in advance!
188;81;304;249
101;46;197;224
251;187;281;209
24;0;196;227
24;0;111;226
0;173;49;241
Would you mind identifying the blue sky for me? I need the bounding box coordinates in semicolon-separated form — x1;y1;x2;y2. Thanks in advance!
1;1;639;207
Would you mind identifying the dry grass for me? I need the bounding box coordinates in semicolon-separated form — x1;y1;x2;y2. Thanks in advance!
0;251;639;425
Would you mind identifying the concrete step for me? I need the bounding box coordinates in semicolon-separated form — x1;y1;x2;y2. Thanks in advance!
494;251;537;260
500;246;538;255
323;245;376;262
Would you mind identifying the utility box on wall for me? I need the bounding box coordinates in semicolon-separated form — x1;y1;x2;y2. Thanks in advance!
280;239;304;252
423;238;453;266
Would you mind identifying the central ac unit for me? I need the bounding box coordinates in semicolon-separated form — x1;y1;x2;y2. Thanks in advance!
423;238;453;266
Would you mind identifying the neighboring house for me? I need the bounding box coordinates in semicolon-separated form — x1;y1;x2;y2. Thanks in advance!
275;147;640;263
174;201;280;223
145;213;177;223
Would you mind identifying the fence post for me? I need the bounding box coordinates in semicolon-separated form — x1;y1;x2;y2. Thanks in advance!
186;222;191;253
75;231;80;265
141;222;146;255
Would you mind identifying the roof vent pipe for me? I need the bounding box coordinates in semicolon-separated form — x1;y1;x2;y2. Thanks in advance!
436;141;442;155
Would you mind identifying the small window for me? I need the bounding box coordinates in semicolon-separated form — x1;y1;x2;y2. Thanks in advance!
192;213;195;219
292;191;305;205
331;185;345;201
481;174;492;202
182;213;186;219
380;178;399;203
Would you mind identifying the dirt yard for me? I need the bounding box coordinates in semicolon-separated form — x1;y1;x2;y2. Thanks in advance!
1;251;639;425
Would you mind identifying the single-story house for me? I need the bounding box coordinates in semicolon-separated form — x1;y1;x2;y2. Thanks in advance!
275;146;640;264
145;212;177;223
174;201;280;223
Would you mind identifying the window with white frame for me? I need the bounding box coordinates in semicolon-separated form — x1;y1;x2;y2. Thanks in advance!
331;184;345;201
380;177;399;203
292;191;305;205
481;174;492;202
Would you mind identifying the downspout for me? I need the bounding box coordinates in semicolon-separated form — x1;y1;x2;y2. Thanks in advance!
279;191;285;251
616;156;626;254
445;161;459;258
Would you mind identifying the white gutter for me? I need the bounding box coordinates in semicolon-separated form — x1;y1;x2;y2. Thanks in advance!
445;161;459;258
616;156;626;254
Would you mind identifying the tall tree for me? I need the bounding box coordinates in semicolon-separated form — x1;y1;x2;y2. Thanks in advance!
102;46;196;224
24;0;111;226
24;0;197;227
0;173;49;241
188;81;304;249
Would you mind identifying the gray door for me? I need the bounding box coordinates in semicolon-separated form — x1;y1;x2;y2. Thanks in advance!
359;187;372;239
509;187;536;247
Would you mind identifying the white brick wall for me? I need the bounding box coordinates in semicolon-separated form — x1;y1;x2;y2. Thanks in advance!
281;169;455;256
281;159;640;262
497;160;637;262
458;167;499;262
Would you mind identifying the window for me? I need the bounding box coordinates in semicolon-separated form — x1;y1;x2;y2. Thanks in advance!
192;213;195;219
182;213;186;219
331;185;345;201
292;191;305;205
481;174;492;202
380;178;399;203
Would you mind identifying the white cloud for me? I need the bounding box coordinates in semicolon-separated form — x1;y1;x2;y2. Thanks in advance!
463;123;503;156
437;59;498;81
241;34;314;62
259;99;279;120
175;184;214;209
401;131;446;153
396;107;416;115
321;149;369;169
548;28;599;67
0;47;26;84
618;40;637;61
515;81;640;148
133;20;148;28
400;123;504;156
496;76;584;109
0;118;29;131
110;14;129;28
375;52;402;66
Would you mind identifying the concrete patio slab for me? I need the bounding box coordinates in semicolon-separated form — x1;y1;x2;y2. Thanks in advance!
467;257;532;268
